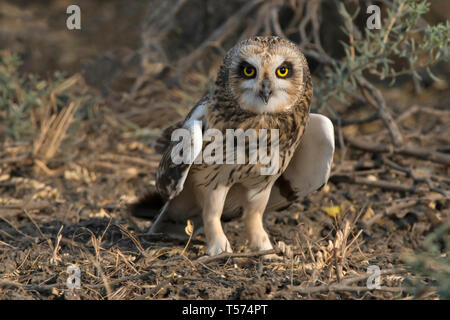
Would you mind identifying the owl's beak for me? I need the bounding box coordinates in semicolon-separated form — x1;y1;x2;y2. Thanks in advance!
259;80;272;104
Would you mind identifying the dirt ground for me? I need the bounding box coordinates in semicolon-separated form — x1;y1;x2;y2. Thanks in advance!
0;0;449;300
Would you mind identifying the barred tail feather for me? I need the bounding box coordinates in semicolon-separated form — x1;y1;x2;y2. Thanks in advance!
129;192;165;220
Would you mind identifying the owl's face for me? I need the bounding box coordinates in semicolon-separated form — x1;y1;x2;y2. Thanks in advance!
226;37;307;113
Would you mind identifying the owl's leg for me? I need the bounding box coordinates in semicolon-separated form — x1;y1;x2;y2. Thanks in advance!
201;185;232;256
242;186;274;252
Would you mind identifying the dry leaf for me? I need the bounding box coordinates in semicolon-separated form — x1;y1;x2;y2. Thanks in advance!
185;219;194;236
322;205;341;218
51;288;61;296
91;208;110;218
363;207;375;221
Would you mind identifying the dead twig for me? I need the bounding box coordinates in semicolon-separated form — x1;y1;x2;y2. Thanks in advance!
0;200;51;211
290;268;407;294
50;225;64;265
330;174;427;193
356;76;404;147
23;209;55;252
194;249;277;264
364;200;418;228
339;112;380;127
33;102;79;171
175;0;264;77
346;135;450;166
0;280;61;294
382;157;447;196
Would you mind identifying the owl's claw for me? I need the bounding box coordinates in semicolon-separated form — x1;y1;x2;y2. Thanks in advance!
248;228;273;251
261;253;283;261
206;236;232;256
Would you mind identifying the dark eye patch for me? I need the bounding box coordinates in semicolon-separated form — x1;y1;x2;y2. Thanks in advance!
238;61;257;79
276;61;294;78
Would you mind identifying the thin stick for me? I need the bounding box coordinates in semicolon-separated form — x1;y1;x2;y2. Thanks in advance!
356;76;404;147
148;201;170;234
346;135;450;166
194;249;277;264
330;174;427;193
290;268;406;294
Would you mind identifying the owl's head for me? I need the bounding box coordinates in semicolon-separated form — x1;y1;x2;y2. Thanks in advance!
219;36;309;114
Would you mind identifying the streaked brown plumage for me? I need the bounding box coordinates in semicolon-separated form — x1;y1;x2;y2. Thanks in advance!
131;36;324;258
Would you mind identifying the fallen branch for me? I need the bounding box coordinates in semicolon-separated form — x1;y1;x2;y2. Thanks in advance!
382;157;447;196
346;136;450;166
0;201;51;211
194;249;277;264
339;112;380;126
175;0;263;76
0;280;59;294
291;284;404;294
364;200;418;228
289;268;406;294
89;250;279;289
330;174;427;193
356;76;404;147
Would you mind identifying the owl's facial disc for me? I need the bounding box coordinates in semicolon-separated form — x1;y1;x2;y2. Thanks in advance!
230;50;303;114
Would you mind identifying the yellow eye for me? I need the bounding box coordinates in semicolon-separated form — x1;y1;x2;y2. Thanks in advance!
276;66;289;78
243;66;256;78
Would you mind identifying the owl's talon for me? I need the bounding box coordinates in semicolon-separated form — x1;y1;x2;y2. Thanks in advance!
248;229;273;252
262;253;283;261
206;236;232;256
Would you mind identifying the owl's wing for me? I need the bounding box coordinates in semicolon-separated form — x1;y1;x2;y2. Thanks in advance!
267;113;335;211
143;98;208;233
156;98;207;200
153;120;184;154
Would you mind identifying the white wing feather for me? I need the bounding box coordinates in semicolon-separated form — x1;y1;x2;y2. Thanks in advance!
267;113;335;210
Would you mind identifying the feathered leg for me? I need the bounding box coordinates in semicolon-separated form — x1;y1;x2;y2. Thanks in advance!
200;185;232;256
242;186;273;252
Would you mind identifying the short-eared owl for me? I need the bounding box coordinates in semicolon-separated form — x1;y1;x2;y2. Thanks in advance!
131;36;335;258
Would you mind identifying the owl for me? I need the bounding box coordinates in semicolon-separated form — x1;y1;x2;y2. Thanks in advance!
131;36;335;258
